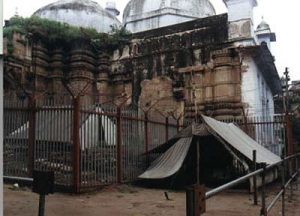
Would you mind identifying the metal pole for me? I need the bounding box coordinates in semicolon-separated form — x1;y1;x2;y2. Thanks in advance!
72;97;81;193
260;164;267;216
205;168;263;199
289;157;294;202
177;118;180;132
165;117;169;142
38;194;45;216
28;96;36;177
116;107;122;184
196;139;200;185
281;160;285;216
144;113;149;153
252;150;258;205
287;116;293;157
296;156;299;190
284;67;290;114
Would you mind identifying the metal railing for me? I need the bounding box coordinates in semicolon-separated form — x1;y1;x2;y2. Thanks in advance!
3;95;180;192
204;152;300;216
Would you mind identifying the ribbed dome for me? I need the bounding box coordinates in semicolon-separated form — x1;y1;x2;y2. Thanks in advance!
123;0;216;33
33;0;121;33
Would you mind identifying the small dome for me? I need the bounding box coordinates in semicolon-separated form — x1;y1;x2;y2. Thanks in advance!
33;0;121;33
256;20;270;32
123;0;216;32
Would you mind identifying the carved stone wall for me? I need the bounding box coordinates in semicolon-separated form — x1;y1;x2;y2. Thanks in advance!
4;14;246;120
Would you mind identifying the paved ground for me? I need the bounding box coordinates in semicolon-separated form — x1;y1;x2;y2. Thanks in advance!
3;181;300;216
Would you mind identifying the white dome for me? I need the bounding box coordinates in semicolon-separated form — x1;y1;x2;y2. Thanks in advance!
256;20;271;32
123;0;216;32
33;0;121;33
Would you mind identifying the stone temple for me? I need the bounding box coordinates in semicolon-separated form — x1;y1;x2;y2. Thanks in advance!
3;0;281;121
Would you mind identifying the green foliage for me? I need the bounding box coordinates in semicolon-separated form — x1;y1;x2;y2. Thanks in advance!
3;16;132;50
7;44;14;55
91;24;132;50
3;25;25;40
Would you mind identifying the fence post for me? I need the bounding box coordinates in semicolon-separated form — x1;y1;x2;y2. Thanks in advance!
28;96;36;177
286;115;294;157
165;117;169;142
72;97;81;193
281;159;286;216
252;150;258;205
177;118;180;132
296;156;299;190
260;163;267;216
144;112;149;154
289;157;293;202
196;139;200;185
116;106;122;184
286;115;294;178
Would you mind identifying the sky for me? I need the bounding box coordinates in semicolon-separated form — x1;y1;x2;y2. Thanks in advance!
3;0;300;81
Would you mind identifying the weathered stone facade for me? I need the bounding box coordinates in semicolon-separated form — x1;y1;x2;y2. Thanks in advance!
3;13;280;121
113;14;244;120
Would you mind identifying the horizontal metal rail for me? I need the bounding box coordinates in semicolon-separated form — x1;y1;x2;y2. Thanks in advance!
205;168;263;199
284;172;298;189
4;176;33;183
205;153;300;200
267;170;299;213
266;153;300;171
267;189;284;213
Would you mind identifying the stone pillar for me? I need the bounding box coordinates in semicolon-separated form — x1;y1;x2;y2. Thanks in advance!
68;46;94;105
96;53;110;104
207;49;243;120
32;41;49;97
49;48;65;101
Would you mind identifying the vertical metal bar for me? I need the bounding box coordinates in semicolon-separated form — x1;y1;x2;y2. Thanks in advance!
116;107;122;184
196;140;200;185
165;117;169;142
281;159;285;216
260;163;267;216
252;150;258;205
144;112;149;166
286;115;293;157
144;113;149;153
296;156;299;190
289;157;293;202
72;97;81;193
38;194;46;216
28;97;36;177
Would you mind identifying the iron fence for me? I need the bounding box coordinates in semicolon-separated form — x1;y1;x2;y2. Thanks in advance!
3;95;179;192
242;115;286;156
219;115;287;156
203;152;300;216
3;98;30;178
3;94;289;193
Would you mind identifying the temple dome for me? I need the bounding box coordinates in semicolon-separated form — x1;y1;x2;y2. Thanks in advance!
123;0;216;33
33;0;121;33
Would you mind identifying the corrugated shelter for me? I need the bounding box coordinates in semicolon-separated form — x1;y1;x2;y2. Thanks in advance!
139;115;280;187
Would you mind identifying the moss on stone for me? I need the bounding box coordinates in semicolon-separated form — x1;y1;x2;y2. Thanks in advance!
4;16;132;52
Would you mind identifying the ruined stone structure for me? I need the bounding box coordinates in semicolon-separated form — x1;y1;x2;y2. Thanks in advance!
3;0;282;121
